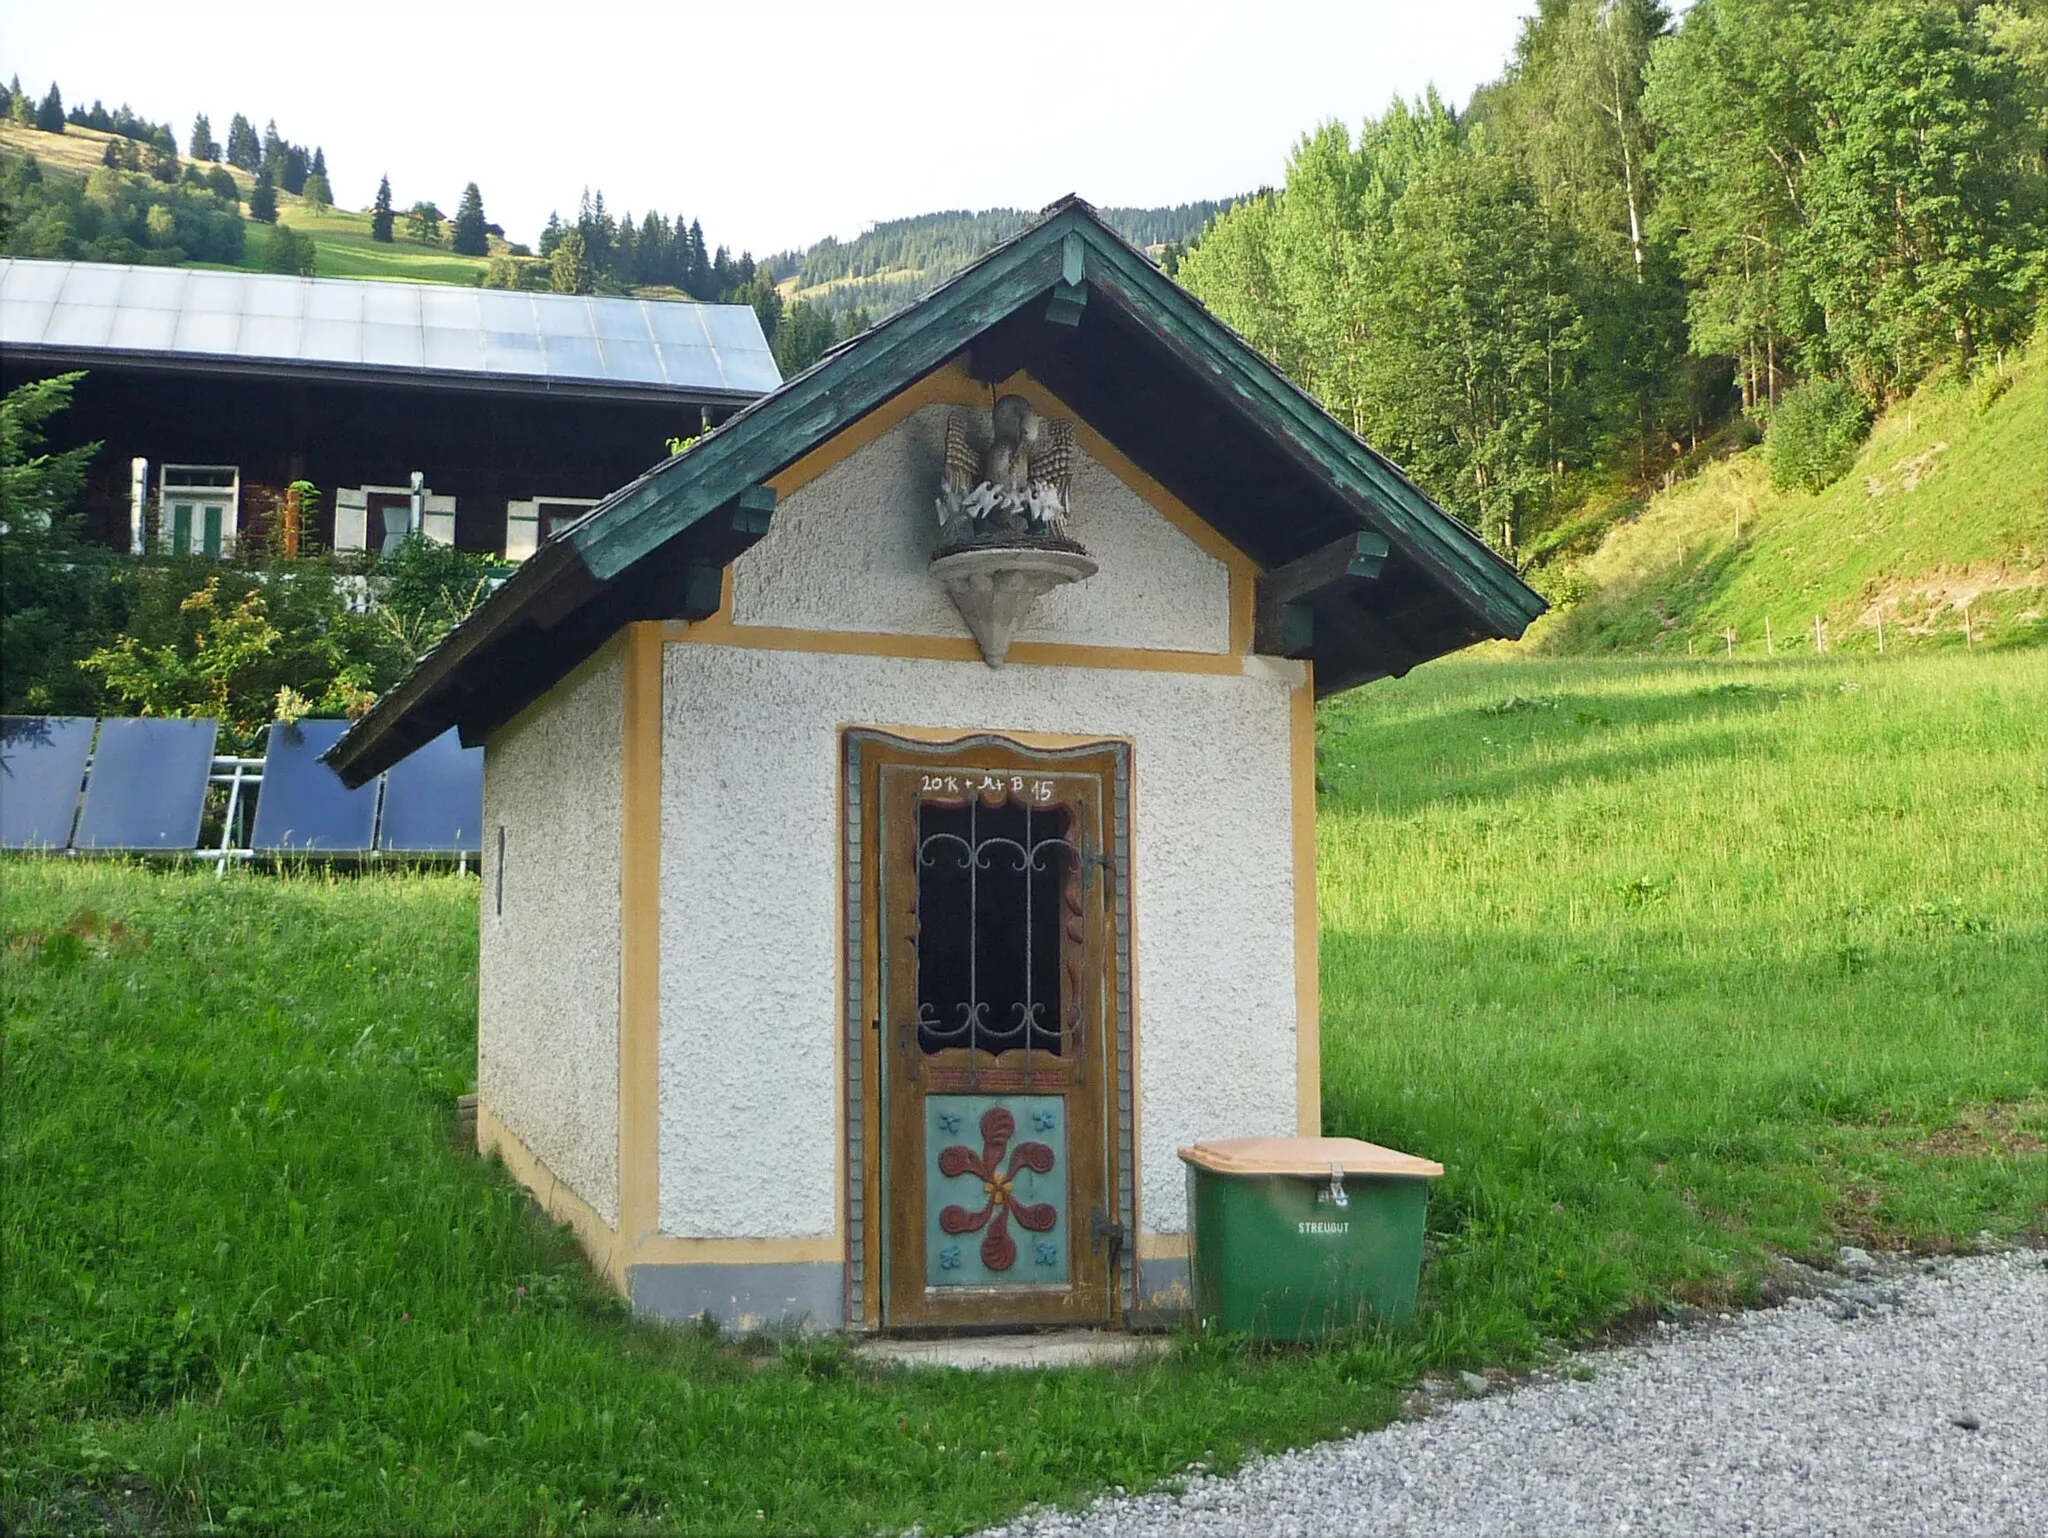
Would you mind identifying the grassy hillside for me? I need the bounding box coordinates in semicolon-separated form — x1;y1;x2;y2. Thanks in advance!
6;653;2041;1534
1537;332;2048;657
1;119;491;287
233;204;490;285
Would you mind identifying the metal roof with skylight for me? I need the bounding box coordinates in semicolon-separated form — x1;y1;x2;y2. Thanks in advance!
0;257;781;405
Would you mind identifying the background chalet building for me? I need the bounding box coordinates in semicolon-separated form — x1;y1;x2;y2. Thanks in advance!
0;257;780;561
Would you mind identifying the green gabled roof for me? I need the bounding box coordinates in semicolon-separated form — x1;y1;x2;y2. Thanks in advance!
328;196;1543;785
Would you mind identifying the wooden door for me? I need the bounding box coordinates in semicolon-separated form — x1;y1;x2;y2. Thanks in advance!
853;733;1127;1330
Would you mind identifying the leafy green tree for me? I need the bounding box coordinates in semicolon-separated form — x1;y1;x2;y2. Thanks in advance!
1;372;127;715
451;182;488;256
188;112;216;161
1798;1;2046;396
370;175;394;242
300;171;332;208
83;568;388;748
549;230;593;294
482;254;523;289
225;112;259;171
1362;151;1588;553
34;83;63;133
247;167;277;223
404;201;443;243
1644;0;1836;409
203;165;238;201
261;223;316;276
146;144;179;184
1766;377;1870;491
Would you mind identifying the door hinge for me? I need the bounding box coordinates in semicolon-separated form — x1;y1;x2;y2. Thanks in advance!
1090;1205;1127;1262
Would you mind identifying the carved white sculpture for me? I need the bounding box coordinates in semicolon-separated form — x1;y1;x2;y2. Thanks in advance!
930;394;1096;666
936;394;1078;548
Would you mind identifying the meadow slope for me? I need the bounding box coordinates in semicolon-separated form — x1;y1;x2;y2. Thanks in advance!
4;653;2043;1535
1537;334;2047;658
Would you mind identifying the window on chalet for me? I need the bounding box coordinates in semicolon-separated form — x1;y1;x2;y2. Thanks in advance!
159;465;240;559
504;497;598;562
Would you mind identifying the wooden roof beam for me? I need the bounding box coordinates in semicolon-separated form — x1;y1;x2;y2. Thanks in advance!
1254;531;1390;656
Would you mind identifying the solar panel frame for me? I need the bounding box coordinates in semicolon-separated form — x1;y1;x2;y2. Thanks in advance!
72;717;218;851
1;716;95;850
377;728;484;854
250;719;380;853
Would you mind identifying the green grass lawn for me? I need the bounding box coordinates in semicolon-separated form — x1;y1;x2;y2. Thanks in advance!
236;202;492;286
1538;331;2047;658
5;653;2043;1535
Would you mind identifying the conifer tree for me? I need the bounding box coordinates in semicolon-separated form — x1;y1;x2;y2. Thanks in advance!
451;182;489;256
226;114;258;170
248;167;278;223
549;231;593;294
310;146;326;180
189;112;216;161
371;175;394;242
35;83;64;133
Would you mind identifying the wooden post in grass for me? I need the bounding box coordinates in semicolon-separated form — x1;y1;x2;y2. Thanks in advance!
1725;627;1736;658
1963;604;1974;648
1765;616;1775;655
1814;613;1825;654
1876;609;1885;655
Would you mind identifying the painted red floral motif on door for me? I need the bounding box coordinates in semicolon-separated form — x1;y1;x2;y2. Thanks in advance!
937;1106;1057;1271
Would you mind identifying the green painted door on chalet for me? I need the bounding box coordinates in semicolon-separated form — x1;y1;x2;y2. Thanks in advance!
169;502;193;555
860;733;1125;1330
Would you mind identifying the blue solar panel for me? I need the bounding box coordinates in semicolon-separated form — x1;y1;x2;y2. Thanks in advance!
251;719;379;852
1;716;95;849
378;729;483;853
73;718;217;850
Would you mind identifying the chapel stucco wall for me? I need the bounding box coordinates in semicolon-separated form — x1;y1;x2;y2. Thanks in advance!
478;647;623;1227
656;642;1301;1243
729;404;1233;653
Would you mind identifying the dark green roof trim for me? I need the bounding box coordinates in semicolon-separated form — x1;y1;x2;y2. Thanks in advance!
326;197;1542;786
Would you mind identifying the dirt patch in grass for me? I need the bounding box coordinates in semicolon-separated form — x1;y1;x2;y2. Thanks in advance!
1855;1099;2048;1160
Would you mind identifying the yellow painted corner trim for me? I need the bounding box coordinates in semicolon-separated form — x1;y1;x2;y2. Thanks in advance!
1137;1232;1190;1261
1292;667;1322;1135
478;1102;625;1288
618;622;664;1265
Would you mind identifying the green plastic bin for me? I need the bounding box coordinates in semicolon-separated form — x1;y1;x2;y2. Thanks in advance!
1180;1136;1443;1340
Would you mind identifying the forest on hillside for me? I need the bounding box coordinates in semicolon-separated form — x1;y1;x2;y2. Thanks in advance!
1176;0;2048;580
763;201;1239;317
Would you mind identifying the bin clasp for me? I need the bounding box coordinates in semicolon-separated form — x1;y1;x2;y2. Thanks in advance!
1323;1162;1349;1209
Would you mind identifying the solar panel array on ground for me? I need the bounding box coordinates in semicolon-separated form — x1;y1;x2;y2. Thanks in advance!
1;717;482;858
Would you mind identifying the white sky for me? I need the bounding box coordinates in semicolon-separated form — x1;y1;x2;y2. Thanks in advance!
4;0;1534;259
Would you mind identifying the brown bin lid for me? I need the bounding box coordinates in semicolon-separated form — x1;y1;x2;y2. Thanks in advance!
1178;1136;1444;1179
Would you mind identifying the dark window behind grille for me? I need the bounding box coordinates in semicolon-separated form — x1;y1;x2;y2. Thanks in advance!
915;796;1074;1056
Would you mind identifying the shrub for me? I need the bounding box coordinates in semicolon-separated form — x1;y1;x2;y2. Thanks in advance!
1766;379;1870;493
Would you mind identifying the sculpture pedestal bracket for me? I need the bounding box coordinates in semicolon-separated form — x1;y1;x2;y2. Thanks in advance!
929;545;1099;667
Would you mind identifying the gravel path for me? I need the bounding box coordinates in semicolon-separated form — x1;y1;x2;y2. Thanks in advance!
980;1250;2048;1538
